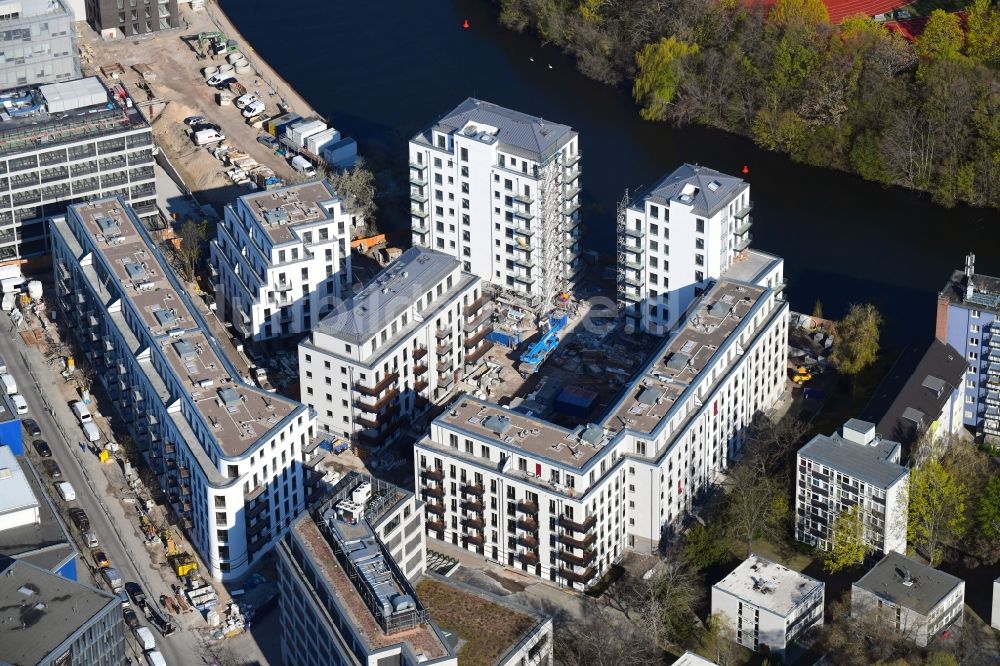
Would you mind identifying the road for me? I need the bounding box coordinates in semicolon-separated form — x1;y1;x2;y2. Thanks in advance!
0;312;202;665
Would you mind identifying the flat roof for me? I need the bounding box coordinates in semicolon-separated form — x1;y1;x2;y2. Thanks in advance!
798;430;907;488
0;446;38;519
67;198;297;457
939;264;1000;311
0;455;75;572
237;180;341;244
674;652;719;666
316;246;470;347
713;555;823;617
877;340;966;447
0;558;117;666
721;249;781;284
854;552;963;616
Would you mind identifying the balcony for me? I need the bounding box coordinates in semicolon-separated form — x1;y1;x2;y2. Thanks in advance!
465;341;494;365
513;223;535;237
410;190;428;204
409;173;427;186
247;518;269;538
409;161;427;172
558;548;597;567
565;201;582;215
734;233;752;251
411;208;429;219
558;532;596;549
354;372;398;397
425;502;445;515
558;514;596;532
734;201;753;219
514;193;534;205
517;534;539;549
355;405;400;430
421;485;444;499
414;379;429;393
464;309;492;332
559;567;596;584
565;152;581;166
463;534;485;547
461;516;485;530
246;500;269;520
463;293;489;316
420;467;445;482
436;343;452;358
516;517;539;533
516;500;539;515
513;208;534;221
435;327;452;340
464;326;491;349
564;185;581;200
460;499;484;513
518;550;540;566
460;482;485;497
621;227;644;240
245;484;266;502
426;519;445;533
354;388;399;414
734;217;753;236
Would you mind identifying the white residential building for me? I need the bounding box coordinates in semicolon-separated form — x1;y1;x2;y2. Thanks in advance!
415;273;788;589
618;164;757;334
0;445;40;532
795;418;909;556
211;180;354;345
852;551;965;647
51;197;318;580
299;246;491;447
409;98;582;312
711;555;824;658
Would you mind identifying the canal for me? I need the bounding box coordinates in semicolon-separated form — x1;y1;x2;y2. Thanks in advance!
220;0;1000;346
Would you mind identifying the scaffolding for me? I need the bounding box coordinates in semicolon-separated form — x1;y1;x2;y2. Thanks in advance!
0;107;139;156
533;152;564;315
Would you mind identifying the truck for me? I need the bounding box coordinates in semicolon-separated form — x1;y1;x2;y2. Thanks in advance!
1;373;16;395
193;129;225;146
102;567;124;593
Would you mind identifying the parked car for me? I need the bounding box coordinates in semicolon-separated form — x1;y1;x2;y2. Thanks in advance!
241;100;265;118
83;531;99;548
43;460;61;478
33;440;51;457
184;115;206;126
123;608;140;628
68;508;90;531
22;418;41;438
12;394;27;414
194;122;221;133
125;582;146;606
206;73;235;87
92;550;110;568
256;134;278;148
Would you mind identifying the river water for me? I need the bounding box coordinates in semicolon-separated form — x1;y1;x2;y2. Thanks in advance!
220;0;1000;346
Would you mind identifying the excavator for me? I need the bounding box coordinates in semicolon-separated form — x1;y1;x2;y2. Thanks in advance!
196;31;238;58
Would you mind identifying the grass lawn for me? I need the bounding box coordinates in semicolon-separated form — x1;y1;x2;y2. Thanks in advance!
415;579;536;666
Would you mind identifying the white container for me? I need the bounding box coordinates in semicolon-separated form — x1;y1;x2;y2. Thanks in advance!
306;127;339;154
144;651;166;666
286;119;326;148
71;400;92;423
56;482;76;501
134;626;155;651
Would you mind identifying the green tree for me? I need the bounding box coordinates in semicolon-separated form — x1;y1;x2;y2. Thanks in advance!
823;504;872;573
325;165;377;227
831;303;883;378
977;476;1000;540
684;523;728;571
633;37;700;121
908;459;967;564
767;0;829;28
966;0;1000;66
177;218;207;282
725;463;789;558
924;652;959;666
916;10;965;64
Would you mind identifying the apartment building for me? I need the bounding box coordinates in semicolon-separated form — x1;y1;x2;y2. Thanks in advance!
51;197;316;580
852;551;965;647
211;180;354;345
0;76;156;263
85;0;179;39
298;246;491;445
409;98;581;311
0;0;80;91
415;275;788;589
876;339;966;457
795;419;908;556
0;558;125;666
935;253;1000;440
618;164;761;334
278;473;457;666
711;555;824;658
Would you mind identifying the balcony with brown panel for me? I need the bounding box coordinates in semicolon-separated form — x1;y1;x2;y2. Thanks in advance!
413;346;428;360
517;534;539;549
460;498;485;513
426;519;445;533
518;550;540;566
463;293;489;317
420;485;444;500
354;388;399;414
355;405;401;430
463;534;485;547
558;532;596;549
460;482;485;497
464;326;492;349
354;372;398;397
425;501;445;515
463;308;492;332
461;516;485;530
516;517;539;533
559;567;596;584
516;500;539;515
465;340;494;365
413;363;428;377
420;467;445;482
414;379;429;393
558;514;597;533
558;548;597;567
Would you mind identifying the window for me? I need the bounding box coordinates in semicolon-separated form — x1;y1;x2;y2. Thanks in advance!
460;147;468;161
972;309;981;318
696;219;705;233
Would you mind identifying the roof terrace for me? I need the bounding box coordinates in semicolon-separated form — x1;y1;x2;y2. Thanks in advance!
237;180;341;244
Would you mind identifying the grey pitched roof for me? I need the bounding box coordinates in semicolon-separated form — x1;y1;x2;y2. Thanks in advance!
876;340;966;447
425;97;575;161
316;246;466;345
853;552;963;616
798;431;908;488
641;164;747;218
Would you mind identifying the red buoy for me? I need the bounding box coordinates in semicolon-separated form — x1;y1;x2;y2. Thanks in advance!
741;165;749;175
463;19;470;29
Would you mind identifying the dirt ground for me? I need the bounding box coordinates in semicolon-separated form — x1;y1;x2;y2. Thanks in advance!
76;3;317;215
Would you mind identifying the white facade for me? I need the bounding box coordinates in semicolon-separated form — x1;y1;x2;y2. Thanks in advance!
409;98;581;312
51;198;317;580
415;275;788;589
992;577;1000;631
851;552;965;647
619;164;756;333
795;419;909;556
711;556;824;658
299;247;490;446
0;445;40;532
211;180;353;344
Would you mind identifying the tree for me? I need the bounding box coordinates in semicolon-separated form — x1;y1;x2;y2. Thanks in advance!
767;0;830;28
177;219;207;282
811;299;823;319
703;613;742;666
325;164;377;225
553;608;660;665
977;476;1000;540
907;459;967;564
823;504;872;573
924;652;959;666
915;10;965;65
830;303;883;378
724;463;789;558
966;0;1000;66
633;36;700;121
684;522;729;571
603;558;703;648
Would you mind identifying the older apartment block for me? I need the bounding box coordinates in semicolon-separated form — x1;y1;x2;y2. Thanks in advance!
85;0;179;39
0;76;156;263
51;198;317;580
852;552;965;647
299;246;491;446
211;180;354;345
617;164;770;334
712;555;824;658
0;0;80;91
795;419;909;556
415;275;788;589
409;98;581;311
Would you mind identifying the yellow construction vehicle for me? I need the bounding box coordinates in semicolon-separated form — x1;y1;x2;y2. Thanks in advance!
792;366;813;384
168;552;199;578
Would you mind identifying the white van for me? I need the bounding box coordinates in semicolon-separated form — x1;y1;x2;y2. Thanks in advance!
291;155;316;177
193;129;225;146
1;373;16;395
12;394;27;415
0;354;7;374
241;100;265;118
134;626;156;651
71;400;92;424
144;651;166;666
234;93;258;109
56;482;76;501
82;421;101;443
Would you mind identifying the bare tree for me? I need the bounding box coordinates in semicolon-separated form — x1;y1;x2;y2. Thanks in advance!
819;596;919;665
554;609;660;666
176;219;207;282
